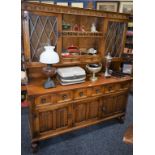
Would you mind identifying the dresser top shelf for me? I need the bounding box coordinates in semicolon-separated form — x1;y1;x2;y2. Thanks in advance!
26;75;132;96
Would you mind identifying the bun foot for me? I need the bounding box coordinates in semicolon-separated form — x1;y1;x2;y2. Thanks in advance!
117;116;125;124
31;142;39;153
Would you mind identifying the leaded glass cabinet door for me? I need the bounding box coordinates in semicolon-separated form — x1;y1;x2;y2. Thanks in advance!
22;11;62;64
105;20;127;57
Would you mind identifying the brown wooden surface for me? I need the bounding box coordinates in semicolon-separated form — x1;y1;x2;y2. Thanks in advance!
123;124;133;144
27;75;132;96
27;76;132;144
22;2;130;76
22;2;130;19
21;3;132;151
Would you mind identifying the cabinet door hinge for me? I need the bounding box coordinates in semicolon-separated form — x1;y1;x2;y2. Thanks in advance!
22;15;28;21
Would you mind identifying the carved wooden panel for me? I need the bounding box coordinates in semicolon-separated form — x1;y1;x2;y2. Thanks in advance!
39;111;53;132
101;95;116;117
87;99;100;120
22;2;129;20
74;101;87;124
73;98;100;126
38;103;71;133
115;93;128;112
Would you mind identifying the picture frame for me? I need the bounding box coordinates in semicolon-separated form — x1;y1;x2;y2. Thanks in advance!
71;2;84;8
41;1;54;4
26;0;54;4
119;2;133;14
96;1;118;12
42;1;54;4
122;63;133;74
56;2;68;6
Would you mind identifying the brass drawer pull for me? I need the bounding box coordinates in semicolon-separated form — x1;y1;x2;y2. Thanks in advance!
102;107;106;113
79;92;84;97
62;94;67;100
108;86;112;91
41;98;46;103
96;89;100;94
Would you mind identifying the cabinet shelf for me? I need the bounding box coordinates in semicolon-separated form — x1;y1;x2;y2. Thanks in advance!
62;31;104;38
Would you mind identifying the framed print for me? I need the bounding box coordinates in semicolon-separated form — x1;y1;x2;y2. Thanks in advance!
96;2;118;12
56;2;68;6
119;2;133;14
71;2;84;8
41;1;54;4
122;63;133;74
28;0;40;2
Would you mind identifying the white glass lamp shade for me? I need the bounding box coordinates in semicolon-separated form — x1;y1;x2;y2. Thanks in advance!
39;46;59;64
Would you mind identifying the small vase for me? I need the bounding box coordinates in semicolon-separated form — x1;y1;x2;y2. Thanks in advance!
91;23;97;32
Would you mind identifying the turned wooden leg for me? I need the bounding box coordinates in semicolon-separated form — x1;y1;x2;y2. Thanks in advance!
31;142;39;153
117;116;125;124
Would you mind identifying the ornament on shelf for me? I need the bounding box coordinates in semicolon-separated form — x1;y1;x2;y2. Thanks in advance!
80;25;85;32
91;23;97;32
87;48;97;55
86;63;102;82
73;24;79;31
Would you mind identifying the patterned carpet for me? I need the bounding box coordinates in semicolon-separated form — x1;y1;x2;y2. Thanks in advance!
21;94;133;155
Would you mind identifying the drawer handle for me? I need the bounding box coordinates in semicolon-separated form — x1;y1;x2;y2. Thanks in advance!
108;86;112;91
96;89;100;94
62;94;67;100
102;107;106;113
79;92;84;97
41;98;46;103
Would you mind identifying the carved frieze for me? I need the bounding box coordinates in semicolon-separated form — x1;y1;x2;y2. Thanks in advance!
22;2;129;20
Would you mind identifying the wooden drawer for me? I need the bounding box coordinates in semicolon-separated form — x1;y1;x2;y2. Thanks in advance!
74;88;88;100
91;86;103;96
115;82;129;91
35;94;56;105
104;84;116;93
120;82;129;90
57;91;73;103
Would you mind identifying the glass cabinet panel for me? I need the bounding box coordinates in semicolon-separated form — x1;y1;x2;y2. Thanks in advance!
28;13;58;62
105;21;127;57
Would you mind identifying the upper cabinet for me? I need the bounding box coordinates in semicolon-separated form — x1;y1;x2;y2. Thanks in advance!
105;21;127;57
22;2;130;68
22;11;62;64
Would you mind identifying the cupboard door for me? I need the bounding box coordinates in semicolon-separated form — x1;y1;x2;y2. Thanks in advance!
105;20;127;57
115;92;128;112
23;11;61;63
73;98;100;126
100;92;128;118
101;95;116;117
37;103;72;134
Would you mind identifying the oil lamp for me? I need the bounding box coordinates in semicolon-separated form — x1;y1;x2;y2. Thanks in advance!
39;46;59;88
